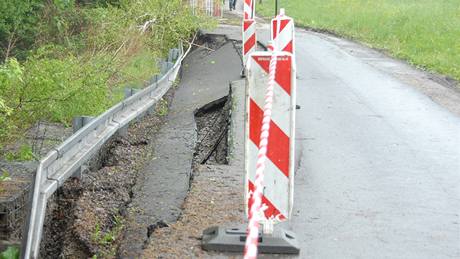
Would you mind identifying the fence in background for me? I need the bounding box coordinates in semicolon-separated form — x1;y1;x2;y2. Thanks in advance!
189;0;223;17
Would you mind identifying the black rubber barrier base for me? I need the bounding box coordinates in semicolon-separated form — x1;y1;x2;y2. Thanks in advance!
201;225;300;254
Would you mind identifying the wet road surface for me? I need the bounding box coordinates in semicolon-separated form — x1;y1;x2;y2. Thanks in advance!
291;30;460;258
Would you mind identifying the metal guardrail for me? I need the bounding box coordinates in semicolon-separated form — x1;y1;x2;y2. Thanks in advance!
22;44;186;259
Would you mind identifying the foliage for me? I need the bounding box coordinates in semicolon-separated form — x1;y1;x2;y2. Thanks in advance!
91;215;124;257
4;144;35;161
0;0;43;60
0;246;19;259
0;170;11;182
0;97;13;144
157;98;169;116
0;0;210;148
257;0;460;81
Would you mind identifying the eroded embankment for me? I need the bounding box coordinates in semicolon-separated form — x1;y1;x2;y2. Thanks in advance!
40;90;175;258
41;31;243;258
118;33;239;258
140;30;246;257
143;81;246;258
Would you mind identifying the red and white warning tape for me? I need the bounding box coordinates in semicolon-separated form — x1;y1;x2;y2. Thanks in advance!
244;46;278;259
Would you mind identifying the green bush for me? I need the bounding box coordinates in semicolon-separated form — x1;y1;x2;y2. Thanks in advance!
0;0;43;60
0;0;211;150
0;246;19;259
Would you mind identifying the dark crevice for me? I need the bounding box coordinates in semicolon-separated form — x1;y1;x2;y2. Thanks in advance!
193;96;230;166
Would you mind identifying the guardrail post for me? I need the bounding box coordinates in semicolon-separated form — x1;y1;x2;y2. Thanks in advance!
168;48;180;63
72;163;88;180
124;87;141;99
71;116;94;179
159;60;174;76
72;116;95;133
150;74;160;86
146;100;156;115
159;60;167;76
166;62;174;72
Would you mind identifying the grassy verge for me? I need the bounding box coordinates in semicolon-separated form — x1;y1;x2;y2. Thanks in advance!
257;0;460;82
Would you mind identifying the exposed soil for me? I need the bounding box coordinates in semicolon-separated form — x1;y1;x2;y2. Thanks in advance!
40;89;175;258
193;97;231;166
0;161;36;242
194;34;228;54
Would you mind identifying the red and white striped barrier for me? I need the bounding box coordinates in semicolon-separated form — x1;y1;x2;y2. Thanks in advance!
271;9;295;54
201;7;298;258
243;19;257;66
242;0;256;67
244;49;296;257
244;0;255;19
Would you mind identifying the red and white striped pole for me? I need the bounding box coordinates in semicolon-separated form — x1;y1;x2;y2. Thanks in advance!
243;0;256;67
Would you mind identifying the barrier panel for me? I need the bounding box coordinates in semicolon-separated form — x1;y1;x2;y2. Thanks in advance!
243;19;257;66
245;51;296;226
201;6;299;259
242;0;256;67
271;9;295;54
244;0;255;19
243;9;299;258
201;50;299;256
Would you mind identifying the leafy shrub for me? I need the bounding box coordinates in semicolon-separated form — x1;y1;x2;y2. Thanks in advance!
0;0;43;60
0;0;212;149
5;144;35;161
0;246;19;259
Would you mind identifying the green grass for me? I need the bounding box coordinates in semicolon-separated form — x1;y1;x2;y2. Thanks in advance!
257;0;460;81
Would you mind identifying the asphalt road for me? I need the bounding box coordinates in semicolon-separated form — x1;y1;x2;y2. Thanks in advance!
219;3;460;258
290;30;460;258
